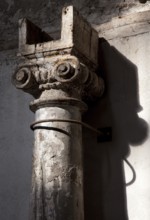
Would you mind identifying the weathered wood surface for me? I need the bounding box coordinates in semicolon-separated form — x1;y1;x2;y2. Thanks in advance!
97;10;150;39
19;6;98;69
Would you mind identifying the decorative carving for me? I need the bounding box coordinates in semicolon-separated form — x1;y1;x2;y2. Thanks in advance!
12;66;41;98
12;6;105;220
12;55;104;100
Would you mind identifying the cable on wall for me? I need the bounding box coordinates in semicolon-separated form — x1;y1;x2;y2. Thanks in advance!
124;158;136;186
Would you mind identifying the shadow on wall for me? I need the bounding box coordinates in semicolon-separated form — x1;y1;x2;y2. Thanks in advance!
83;38;148;220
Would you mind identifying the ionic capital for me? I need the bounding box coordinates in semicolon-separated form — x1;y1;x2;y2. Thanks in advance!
12;55;104;100
12;6;104;109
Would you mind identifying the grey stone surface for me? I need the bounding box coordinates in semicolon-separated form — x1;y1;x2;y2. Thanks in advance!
31;106;84;220
0;1;150;220
11;7;104;219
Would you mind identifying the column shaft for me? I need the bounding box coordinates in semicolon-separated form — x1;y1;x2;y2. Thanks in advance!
30;105;84;220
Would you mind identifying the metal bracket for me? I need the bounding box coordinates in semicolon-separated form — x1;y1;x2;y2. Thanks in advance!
97;127;112;142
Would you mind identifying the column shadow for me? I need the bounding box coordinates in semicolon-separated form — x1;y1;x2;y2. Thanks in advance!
83;38;148;220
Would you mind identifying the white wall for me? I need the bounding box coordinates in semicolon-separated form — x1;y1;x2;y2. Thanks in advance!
83;31;150;220
112;33;150;220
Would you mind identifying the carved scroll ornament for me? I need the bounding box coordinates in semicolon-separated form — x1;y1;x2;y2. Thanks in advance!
12;55;104;100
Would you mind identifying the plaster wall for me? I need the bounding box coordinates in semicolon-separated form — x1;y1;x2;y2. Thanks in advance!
109;33;150;220
0;1;150;220
87;32;150;220
0;49;33;220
